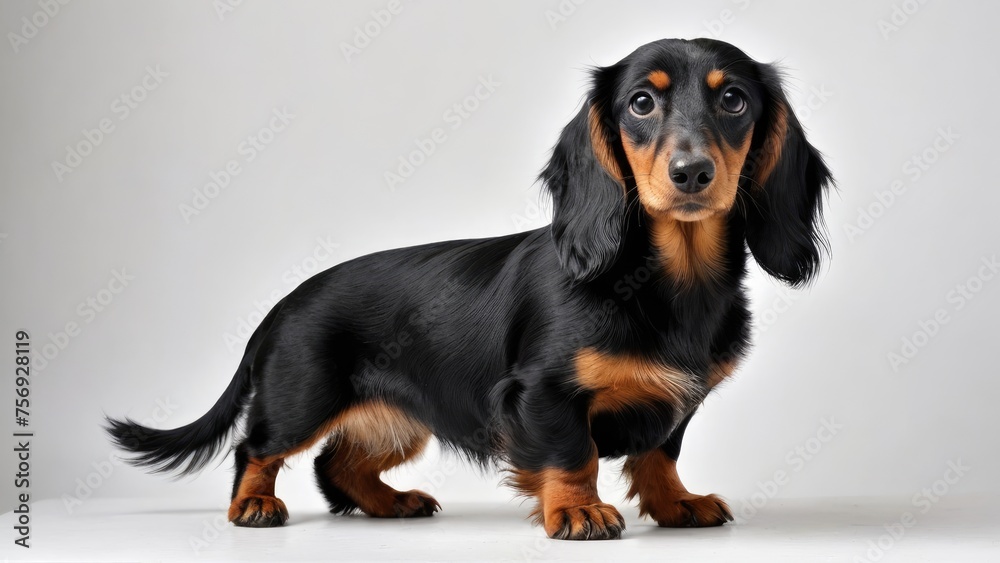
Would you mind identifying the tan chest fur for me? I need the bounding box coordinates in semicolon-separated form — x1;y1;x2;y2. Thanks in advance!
574;348;708;414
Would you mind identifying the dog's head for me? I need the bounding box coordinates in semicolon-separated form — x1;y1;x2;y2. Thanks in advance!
541;38;832;286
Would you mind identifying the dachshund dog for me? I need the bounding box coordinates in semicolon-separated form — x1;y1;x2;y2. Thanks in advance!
107;37;831;541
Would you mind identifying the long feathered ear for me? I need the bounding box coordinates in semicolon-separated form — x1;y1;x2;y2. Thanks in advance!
541;65;627;283
743;64;834;287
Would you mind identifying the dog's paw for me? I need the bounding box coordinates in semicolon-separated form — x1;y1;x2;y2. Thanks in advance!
544;502;625;540
382;489;441;518
650;493;733;528
228;495;289;528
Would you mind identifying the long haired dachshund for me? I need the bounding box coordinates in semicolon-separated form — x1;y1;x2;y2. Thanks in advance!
107;38;831;540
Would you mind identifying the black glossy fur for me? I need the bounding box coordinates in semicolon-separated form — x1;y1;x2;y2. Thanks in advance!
107;38;831;532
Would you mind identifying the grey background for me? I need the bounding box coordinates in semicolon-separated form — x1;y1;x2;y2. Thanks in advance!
1;0;997;519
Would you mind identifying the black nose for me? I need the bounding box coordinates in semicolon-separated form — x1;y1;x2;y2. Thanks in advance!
669;155;715;194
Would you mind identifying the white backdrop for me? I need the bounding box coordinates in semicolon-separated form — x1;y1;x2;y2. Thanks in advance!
1;0;997;522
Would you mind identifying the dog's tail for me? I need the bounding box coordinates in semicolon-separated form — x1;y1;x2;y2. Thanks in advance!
105;305;280;475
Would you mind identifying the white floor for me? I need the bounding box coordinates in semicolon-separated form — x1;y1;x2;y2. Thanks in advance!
4;495;999;562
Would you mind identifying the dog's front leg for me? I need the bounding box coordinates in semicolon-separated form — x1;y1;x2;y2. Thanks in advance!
505;392;625;540
623;412;733;528
510;445;624;540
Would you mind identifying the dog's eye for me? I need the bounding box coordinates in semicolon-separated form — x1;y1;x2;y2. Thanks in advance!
720;88;747;114
629;93;655;116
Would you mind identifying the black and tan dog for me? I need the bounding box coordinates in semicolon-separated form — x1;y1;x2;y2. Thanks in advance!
108;38;831;540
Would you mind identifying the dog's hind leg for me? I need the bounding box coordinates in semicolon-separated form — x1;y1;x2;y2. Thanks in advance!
228;405;350;527
228;402;349;527
313;401;439;518
228;443;289;527
227;331;356;527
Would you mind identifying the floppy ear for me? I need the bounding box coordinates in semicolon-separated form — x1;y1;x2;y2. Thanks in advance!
743;64;834;287
541;65;627;283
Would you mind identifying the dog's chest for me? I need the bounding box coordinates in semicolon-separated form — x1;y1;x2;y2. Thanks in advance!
573;348;706;414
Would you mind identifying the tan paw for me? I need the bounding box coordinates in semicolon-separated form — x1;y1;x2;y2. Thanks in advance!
228;495;289;527
650;493;733;528
544;502;625;540
377;489;441;518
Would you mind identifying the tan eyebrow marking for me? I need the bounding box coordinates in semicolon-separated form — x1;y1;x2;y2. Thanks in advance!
647;70;671;90
706;69;726;89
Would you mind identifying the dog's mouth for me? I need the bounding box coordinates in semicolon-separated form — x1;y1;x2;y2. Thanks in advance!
668;198;719;222
676;202;706;214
